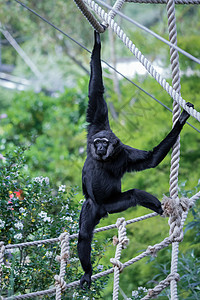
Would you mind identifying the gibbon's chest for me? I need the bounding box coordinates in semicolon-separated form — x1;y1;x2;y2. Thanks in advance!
90;161;121;202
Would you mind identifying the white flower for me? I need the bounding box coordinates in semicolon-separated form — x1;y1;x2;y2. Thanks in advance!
138;286;147;292
65;216;73;222
14;221;23;230
45;251;53;258
0;219;5;229
19;207;25;214
60;216;72;222
132;290;139;297
58;185;66;192
43;216;52;222
34;176;49;185
14;233;23;240
38;211;51;222
38;211;47;218
70;257;79;262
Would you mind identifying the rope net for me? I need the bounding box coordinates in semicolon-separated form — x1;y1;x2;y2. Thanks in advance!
1;0;200;299
1;192;200;300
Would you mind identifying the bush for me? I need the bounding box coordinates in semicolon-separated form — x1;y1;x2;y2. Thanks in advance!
0;148;108;299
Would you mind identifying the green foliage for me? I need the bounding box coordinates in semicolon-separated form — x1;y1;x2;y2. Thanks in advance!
0;148;108;298
0;81;88;186
151;250;200;300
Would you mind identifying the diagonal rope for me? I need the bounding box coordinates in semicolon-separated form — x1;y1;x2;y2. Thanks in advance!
73;0;105;32
82;0;200;122
1;191;199;299
94;0;200;64
13;0;200;133
102;0;126;28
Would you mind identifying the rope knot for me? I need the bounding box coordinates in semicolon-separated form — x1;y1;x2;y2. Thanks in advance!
116;217;129;249
110;258;124;273
54;275;67;292
162;195;187;242
147;245;158;257
162;195;175;217
180;197;190;212
113;235;119;246
147;272;180;298
55;252;69;262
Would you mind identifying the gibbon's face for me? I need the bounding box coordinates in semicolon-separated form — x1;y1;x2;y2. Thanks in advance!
89;130;120;161
94;137;109;157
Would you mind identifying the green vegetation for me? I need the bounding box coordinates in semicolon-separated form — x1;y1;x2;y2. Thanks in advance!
0;1;199;299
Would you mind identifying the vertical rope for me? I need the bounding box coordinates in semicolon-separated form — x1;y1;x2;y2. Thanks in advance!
166;0;181;299
110;218;129;300
54;232;70;300
0;242;5;287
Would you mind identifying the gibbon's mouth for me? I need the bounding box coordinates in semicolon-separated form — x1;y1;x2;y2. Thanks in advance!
97;150;107;156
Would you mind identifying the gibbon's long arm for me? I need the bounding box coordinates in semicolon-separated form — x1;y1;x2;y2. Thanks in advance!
87;31;110;135
124;104;193;172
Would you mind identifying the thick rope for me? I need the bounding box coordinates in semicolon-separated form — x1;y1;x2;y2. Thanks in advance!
73;0;105;32
102;0;126;28
82;0;200;122
1;193;199;299
54;232;70;300
125;0;200;3
0;242;5;287
110;218;129;300
4;213;157;250
181;191;200;225
95;0;200;64
142;273;180;299
166;0;182;297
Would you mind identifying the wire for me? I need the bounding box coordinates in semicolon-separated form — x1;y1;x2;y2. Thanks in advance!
14;0;91;54
95;0;200;65
13;0;199;133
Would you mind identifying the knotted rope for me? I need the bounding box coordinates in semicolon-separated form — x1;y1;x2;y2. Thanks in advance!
1;190;199;299
77;0;200;122
110;218;129;300
142;273;180;299
54;232;70;300
166;0;182;297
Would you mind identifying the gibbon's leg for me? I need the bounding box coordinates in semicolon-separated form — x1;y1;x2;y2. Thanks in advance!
104;189;163;215
77;199;106;288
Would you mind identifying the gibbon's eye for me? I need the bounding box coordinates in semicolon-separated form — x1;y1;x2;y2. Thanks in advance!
103;141;108;146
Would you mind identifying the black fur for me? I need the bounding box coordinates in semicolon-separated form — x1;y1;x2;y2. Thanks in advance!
77;31;193;288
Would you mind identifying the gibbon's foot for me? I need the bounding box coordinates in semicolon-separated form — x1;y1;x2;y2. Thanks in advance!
80;272;92;289
179;102;194;125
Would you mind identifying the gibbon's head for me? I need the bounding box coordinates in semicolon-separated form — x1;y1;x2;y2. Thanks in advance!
89;130;121;161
